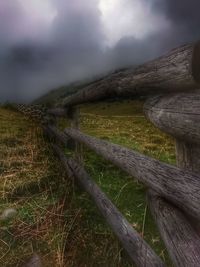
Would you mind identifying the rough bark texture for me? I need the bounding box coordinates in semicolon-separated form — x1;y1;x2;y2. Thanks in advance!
143;93;200;264
148;191;200;267
52;144;165;267
176;140;200;174
144;92;200;173
64;128;200;220
144;93;200;144
63;41;200;107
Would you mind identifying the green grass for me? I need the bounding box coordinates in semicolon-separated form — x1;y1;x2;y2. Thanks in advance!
79;100;175;266
0;100;176;266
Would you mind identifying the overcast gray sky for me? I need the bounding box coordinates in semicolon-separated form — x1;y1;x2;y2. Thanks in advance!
0;0;199;102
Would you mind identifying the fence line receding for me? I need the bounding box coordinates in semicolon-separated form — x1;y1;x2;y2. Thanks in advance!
16;40;200;267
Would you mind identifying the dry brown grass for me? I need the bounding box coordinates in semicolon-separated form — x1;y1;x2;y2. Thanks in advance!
0;108;47;197
0;107;74;266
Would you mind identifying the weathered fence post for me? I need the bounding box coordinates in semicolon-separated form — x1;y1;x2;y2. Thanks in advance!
175;141;200;173
144;93;200;173
144;93;200;266
147;190;200;267
67;107;83;163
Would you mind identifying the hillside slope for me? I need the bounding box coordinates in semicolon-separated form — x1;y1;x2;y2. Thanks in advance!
33;68;131;106
32;83;80;106
33;80;99;106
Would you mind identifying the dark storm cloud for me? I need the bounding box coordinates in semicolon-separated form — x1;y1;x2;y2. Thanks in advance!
157;0;200;28
0;0;108;102
0;0;199;103
108;0;200;70
153;0;200;42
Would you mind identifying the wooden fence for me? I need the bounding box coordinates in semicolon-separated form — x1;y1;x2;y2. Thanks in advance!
16;40;200;267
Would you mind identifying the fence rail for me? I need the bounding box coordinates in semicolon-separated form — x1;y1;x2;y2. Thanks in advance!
16;40;200;267
62;41;200;107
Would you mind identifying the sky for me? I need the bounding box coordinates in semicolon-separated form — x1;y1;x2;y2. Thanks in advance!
0;0;199;103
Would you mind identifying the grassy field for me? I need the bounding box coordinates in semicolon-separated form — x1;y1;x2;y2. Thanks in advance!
0;100;175;266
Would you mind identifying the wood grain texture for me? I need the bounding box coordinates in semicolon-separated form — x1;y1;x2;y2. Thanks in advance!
148;191;200;267
64;128;200;221
52;144;165;267
144;93;200;144
175;140;200;174
144;93;200;265
63;41;200;107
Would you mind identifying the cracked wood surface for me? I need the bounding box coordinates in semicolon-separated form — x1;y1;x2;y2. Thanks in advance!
148;191;200;267
64;128;200;221
63;41;200;107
